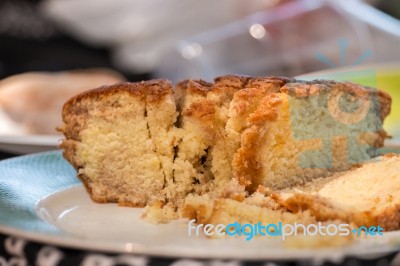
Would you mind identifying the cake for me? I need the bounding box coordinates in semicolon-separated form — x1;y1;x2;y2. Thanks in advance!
277;154;400;231
60;75;392;227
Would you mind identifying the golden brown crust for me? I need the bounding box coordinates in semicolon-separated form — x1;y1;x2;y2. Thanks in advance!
214;75;250;88
247;76;292;90
378;90;392;121
61;79;173;138
230;89;263;116
60;80;173;141
78;173;103;203
182;203;214;224
174;80;212;115
375;203;400;231
284;193;351;221
283;193;392;229
232;94;283;188
180;76;256;125
208;75;250;103
182;101;215;121
247;94;283;125
176;79;213;96
62;80;172;117
228;78;286;117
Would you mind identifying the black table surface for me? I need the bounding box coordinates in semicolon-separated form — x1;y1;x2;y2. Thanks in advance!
0;151;17;160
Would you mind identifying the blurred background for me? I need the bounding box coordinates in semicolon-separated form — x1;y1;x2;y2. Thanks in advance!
0;0;399;144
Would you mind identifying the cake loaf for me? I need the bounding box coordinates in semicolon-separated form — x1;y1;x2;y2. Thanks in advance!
59;76;391;220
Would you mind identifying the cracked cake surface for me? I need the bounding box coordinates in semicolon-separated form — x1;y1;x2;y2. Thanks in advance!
60;75;392;227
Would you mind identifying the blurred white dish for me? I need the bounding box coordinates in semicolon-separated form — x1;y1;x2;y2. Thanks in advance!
0;134;60;154
0;69;125;135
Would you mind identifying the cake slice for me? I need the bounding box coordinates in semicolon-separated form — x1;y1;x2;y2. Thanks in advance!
60;80;178;207
278;154;400;230
169;75;250;202
233;80;391;191
211;77;291;194
167;78;214;203
171;75;289;200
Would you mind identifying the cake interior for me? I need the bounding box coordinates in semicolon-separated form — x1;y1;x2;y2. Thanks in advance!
243;82;385;191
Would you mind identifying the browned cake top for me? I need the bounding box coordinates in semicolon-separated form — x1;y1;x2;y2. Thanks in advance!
176;79;213;96
62;76;392;123
214;75;250;88
62;79;173;117
281;80;392;120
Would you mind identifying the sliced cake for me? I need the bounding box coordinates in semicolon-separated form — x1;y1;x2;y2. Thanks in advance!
278;154;400;230
60;76;392;224
60;80;178;207
233;80;391;191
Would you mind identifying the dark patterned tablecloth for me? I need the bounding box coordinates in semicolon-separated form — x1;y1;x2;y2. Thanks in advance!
0;233;399;266
1;152;400;266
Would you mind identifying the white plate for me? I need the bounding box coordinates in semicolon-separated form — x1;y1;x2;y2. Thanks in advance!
0;151;400;261
0;134;60;154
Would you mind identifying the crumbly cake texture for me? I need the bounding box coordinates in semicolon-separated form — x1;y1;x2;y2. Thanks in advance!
182;156;400;242
61;80;178;207
181;192;354;248
60;76;392;226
